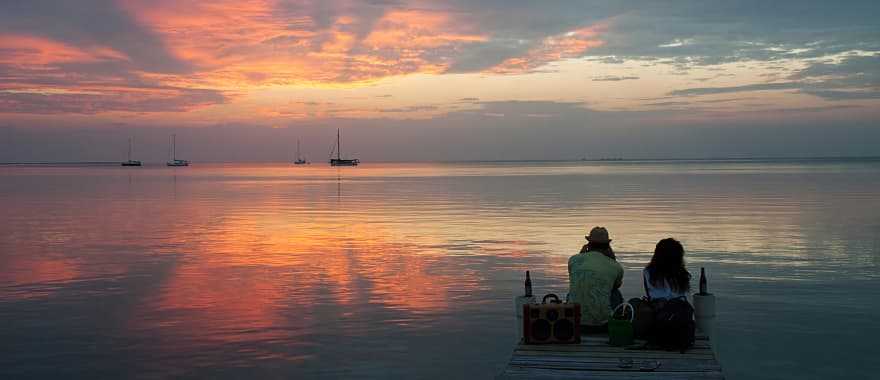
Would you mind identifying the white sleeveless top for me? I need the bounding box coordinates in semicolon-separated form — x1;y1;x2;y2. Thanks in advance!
643;269;688;300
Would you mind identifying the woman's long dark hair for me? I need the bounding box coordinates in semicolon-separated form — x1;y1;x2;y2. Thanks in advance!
646;238;690;293
581;242;615;260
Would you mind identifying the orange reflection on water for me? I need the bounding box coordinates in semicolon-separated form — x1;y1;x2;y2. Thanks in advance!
3;259;79;299
134;191;468;356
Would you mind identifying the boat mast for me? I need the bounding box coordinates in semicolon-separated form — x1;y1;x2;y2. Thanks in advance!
336;128;341;160
297;139;301;161
172;134;176;161
128;137;133;161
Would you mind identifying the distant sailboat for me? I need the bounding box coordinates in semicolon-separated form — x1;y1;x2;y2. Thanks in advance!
166;134;190;166
294;139;308;165
329;129;359;166
121;137;142;166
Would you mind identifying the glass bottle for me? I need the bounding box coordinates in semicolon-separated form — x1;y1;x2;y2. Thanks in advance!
524;271;533;297
699;267;708;295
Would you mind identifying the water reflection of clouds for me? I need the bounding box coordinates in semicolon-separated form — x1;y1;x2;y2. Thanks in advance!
2;162;879;378
3;258;80;299
132;200;481;357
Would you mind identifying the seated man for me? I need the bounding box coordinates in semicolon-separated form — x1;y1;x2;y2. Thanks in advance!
568;226;624;332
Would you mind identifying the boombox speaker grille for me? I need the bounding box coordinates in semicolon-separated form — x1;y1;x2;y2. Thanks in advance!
522;303;581;344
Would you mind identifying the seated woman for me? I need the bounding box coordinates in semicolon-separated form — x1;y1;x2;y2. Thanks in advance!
643;238;691;300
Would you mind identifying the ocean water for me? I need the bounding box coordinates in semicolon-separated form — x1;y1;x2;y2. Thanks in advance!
1;160;878;379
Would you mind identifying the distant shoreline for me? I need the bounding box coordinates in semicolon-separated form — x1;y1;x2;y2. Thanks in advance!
0;161;121;166
438;156;880;164
2;156;879;166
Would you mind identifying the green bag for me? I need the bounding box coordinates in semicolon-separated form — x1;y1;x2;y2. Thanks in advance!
608;303;634;346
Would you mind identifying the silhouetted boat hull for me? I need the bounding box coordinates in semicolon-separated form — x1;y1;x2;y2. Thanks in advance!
330;158;359;166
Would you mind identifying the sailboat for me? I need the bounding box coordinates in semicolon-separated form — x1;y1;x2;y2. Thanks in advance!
294;139;308;165
121;137;142;166
166;134;190;166
329;129;359;166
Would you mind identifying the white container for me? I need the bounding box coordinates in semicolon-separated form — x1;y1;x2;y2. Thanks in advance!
693;293;716;339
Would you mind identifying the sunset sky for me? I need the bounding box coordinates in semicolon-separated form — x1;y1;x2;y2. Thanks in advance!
1;0;879;161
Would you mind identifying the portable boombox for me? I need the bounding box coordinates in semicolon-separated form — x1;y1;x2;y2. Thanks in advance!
522;294;581;344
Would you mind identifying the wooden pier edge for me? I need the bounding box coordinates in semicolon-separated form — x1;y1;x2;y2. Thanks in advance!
497;329;724;380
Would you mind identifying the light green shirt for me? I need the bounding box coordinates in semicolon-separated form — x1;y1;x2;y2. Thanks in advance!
568;251;624;325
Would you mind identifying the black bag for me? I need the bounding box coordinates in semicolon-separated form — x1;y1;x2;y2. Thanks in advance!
650;297;695;353
627;297;655;339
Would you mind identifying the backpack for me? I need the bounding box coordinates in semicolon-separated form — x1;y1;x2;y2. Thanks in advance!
650;297;695;353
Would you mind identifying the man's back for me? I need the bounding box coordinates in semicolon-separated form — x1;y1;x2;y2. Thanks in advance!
568;251;624;326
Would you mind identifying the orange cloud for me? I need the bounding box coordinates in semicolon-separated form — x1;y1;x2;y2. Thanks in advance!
0;30;226;115
119;1;486;87
0;34;128;65
362;10;487;50
0;2;604;117
488;24;607;74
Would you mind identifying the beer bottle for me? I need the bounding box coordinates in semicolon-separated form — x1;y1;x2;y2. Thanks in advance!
524;271;533;297
699;267;708;295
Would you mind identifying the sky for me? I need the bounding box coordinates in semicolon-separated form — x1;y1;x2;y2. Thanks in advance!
1;0;879;162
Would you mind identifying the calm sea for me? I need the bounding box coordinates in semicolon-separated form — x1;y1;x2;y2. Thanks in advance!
1;160;878;379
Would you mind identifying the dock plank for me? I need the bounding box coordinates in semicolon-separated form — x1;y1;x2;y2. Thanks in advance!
514;349;717;360
498;332;724;380
501;367;725;380
509;357;721;371
518;342;714;352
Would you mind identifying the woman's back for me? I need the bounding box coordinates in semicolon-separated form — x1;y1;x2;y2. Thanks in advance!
644;238;691;300
643;268;688;300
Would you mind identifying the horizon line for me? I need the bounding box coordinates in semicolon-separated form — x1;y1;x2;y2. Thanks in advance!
3;155;880;166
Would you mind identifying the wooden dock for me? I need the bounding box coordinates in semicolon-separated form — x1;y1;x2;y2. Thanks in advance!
498;331;724;380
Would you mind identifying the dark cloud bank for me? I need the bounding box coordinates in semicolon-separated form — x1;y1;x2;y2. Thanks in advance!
671;55;880;100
